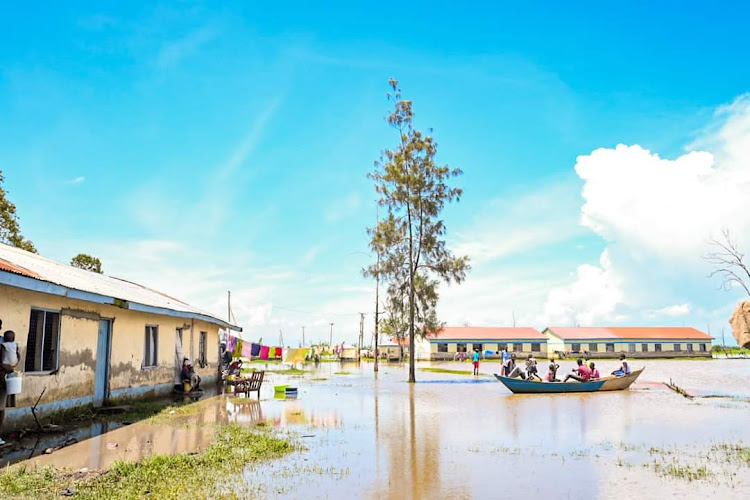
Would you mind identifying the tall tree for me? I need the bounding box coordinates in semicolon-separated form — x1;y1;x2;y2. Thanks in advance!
366;79;469;383
0;171;37;253
704;228;750;297
71;253;103;274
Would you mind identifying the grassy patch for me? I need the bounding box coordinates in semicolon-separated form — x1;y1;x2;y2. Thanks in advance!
0;424;293;499
419;367;492;377
651;461;711;481
333;372;351;375
42;399;193;427
311;378;328;381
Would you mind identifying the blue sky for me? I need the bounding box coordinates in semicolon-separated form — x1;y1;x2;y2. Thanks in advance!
2;2;749;345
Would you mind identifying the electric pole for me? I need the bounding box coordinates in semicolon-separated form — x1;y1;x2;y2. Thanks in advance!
329;323;334;349
302;326;305;347
358;313;365;361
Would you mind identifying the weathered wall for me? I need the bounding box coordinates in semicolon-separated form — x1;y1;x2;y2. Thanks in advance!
1;285;222;430
729;300;750;348
429;341;548;359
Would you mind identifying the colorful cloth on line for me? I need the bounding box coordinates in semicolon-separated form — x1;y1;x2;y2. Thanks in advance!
250;343;261;357
242;341;253;358
233;339;243;358
226;336;236;353
274;347;282;358
283;348;310;364
259;345;270;360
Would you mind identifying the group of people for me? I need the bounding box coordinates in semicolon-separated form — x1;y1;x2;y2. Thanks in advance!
499;350;631;383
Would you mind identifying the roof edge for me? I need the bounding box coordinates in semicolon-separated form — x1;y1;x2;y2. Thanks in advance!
0;270;242;332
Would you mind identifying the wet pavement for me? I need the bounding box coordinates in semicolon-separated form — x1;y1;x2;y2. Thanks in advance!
15;359;750;498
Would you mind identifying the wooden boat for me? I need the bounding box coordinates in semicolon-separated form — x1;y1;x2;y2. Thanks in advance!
494;368;644;394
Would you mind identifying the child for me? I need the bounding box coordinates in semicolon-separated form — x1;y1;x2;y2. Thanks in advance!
1;330;21;445
526;354;542;381
589;361;600;379
546;358;560;382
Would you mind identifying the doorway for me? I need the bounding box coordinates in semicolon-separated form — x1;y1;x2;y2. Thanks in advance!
94;319;112;407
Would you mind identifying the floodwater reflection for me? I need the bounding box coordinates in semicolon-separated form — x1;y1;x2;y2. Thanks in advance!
10;359;750;498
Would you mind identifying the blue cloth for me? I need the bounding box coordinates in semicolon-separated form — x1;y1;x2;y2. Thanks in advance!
502;350;510;362
472;351;480;362
613;369;625;377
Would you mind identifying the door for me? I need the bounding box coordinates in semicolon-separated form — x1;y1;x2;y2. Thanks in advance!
94;319;112;407
174;328;184;385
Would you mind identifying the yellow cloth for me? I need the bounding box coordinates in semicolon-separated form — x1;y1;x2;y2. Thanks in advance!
283;348;310;364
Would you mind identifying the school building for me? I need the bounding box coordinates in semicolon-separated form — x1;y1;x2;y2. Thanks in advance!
0;243;240;432
428;327;548;360
543;327;713;358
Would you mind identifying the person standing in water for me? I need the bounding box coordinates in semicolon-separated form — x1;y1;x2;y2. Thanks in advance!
472;348;480;376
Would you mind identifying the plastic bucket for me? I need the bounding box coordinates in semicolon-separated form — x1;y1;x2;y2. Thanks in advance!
183;381;192;392
5;374;22;395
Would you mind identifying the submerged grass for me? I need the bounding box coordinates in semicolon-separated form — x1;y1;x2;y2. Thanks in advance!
0;424;294;499
43;398;196;427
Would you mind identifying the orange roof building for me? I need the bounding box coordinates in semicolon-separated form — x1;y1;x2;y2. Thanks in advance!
428;326;547;360
544;327;713;358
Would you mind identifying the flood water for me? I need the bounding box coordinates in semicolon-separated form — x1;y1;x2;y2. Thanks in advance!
20;359;750;498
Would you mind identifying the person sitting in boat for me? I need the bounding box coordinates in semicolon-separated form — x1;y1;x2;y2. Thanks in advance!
180;358;201;391
525;354;542;381
505;353;527;379
611;354;631;377
545;358;560;382
589;362;601;379
563;358;592;383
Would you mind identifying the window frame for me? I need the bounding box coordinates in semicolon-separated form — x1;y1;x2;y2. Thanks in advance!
24;307;62;374
641;343;648;352
673;343;681;352
588;343;599;353
628;343;636;353
699;343;707;352
456;343;467;353
654;343;662;352
144;325;159;368
571;343;581;353
513;343;523;352
687;343;694;353
605;343;615;353
531;343;541;352
472;343;483;352
437;343;448;353
199;331;208;367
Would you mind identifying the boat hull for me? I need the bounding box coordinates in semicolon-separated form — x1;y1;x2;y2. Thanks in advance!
494;368;644;394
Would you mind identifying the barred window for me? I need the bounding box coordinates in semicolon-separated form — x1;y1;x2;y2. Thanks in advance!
25;309;61;372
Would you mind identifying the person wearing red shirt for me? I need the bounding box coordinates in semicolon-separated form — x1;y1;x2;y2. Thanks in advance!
564;358;592;382
589;362;601;379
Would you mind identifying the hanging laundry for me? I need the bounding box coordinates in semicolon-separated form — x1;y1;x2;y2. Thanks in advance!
242;341;253;358
260;345;270;360
227;336;236;353
284;348;310;364
233;339;243;358
274;347;283;358
251;343;261;357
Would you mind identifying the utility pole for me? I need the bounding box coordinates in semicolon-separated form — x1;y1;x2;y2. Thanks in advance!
302;326;305;347
512;310;516;328
329;323;334;349
358;313;365;361
279;329;284;347
374;207;381;373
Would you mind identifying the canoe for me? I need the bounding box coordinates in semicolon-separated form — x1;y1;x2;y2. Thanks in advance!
494;368;644;394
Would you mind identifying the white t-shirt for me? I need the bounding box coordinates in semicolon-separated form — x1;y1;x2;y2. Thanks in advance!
0;340;19;366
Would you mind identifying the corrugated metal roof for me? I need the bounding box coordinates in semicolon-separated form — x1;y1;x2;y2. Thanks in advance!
432;327;546;341
0;243;240;330
546;326;712;340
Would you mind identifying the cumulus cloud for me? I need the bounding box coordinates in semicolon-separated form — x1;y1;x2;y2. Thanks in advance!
543;94;750;327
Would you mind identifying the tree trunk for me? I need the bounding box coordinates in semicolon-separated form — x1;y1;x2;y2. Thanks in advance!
374;265;379;373
407;206;416;383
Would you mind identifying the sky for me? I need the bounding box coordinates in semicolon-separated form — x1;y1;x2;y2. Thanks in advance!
1;1;749;346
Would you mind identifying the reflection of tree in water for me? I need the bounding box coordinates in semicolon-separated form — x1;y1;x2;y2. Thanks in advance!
379;385;442;499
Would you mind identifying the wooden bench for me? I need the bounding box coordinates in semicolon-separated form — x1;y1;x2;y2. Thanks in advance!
232;370;264;398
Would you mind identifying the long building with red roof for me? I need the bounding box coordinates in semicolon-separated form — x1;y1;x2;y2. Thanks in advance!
428;326;547;360
543;327;713;358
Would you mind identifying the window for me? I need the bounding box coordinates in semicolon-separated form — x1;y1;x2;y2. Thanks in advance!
437;343;448;353
629;343;636;353
456;343;467;353
606;343;615;353
588;343;599;353
571;343;581;353
687;344;694;353
641;344;648;352
700;343;707;352
24;309;61;372
654;343;662;352
531;343;541;352
472;343;483;352
199;331;208;367
144;326;158;367
673;343;681;352
513;343;523;352
498;343;508;352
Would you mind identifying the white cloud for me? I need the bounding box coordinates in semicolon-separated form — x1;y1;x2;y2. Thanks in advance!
66;176;86;185
543;94;750;328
